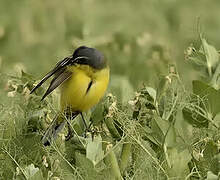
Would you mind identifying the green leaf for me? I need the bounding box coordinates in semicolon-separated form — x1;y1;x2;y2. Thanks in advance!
203;141;220;175
75;151;100;179
156;76;170;102
86;135;104;165
164;124;176;148
21;70;34;82
193;80;220;117
175;110;193;144
141;86;157;110
182;104;209;128
201;37;219;76
186;45;208;76
24;164;44;180
182;81;218;128
205;171;219;180
154;116;169;136
145;87;157;101
203;141;218;161
146;116;169;146
213;112;220;126
189;49;207;67
167;148;191;177
131;140;159;179
210;62;220;90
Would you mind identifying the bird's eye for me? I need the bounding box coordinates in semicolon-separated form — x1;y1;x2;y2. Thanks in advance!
71;56;89;65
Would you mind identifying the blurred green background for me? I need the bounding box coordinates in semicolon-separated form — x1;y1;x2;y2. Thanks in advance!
1;0;220;92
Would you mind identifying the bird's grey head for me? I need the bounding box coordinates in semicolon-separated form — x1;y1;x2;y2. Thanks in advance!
71;46;107;69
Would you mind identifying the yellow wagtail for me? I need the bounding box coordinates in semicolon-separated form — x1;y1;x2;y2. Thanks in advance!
30;46;110;145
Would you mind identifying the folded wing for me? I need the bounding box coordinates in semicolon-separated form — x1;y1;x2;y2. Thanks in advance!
30;57;72;100
41;70;72;100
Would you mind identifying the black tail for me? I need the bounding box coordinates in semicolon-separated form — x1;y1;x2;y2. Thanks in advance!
42;112;79;146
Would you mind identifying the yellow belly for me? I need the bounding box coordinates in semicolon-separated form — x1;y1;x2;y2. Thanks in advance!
60;65;109;112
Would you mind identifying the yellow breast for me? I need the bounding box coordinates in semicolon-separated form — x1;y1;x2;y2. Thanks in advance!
60;65;109;112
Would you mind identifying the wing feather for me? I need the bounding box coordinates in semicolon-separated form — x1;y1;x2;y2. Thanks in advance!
41;70;72;100
30;57;70;94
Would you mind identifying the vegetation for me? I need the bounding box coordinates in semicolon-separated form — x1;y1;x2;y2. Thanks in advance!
0;0;220;179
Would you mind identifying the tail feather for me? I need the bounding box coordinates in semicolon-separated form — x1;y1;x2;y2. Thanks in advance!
41;112;79;146
41;113;66;146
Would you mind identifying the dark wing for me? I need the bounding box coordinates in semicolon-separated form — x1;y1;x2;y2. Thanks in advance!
30;57;71;94
41;70;72;100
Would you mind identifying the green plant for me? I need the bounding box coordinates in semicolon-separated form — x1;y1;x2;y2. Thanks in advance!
0;30;220;179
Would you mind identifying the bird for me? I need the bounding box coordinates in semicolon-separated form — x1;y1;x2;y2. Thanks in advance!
30;46;110;145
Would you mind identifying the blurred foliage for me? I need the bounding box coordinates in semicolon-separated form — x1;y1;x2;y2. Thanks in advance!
1;0;220;89
0;36;219;179
1;0;220;179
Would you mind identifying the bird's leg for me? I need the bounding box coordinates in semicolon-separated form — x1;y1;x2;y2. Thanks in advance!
80;112;91;137
65;111;78;141
80;112;87;129
88;121;93;130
